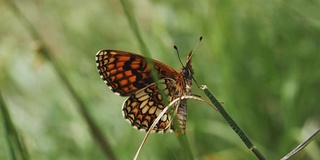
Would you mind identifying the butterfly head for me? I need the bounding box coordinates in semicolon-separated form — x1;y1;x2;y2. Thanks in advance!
180;36;202;80
182;51;194;80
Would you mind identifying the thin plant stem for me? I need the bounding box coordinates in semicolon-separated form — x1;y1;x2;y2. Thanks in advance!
201;85;267;160
134;95;207;160
281;128;320;160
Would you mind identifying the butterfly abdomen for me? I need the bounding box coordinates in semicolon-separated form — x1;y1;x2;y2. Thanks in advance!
175;99;188;134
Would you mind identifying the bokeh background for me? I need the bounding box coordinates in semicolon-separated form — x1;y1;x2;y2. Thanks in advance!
1;0;320;160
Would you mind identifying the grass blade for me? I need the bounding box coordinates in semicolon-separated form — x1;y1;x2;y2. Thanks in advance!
201;85;266;160
0;93;30;160
281;128;320;160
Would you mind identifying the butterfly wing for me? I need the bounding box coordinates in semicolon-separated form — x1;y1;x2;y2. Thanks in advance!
96;50;178;96
122;78;177;133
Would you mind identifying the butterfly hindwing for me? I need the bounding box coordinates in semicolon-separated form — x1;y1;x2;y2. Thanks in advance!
122;78;177;133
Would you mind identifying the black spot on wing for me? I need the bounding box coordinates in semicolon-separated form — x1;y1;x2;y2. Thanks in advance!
132;70;142;81
133;81;145;89
123;55;136;70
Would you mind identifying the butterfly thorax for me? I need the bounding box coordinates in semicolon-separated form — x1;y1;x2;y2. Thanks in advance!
171;66;193;134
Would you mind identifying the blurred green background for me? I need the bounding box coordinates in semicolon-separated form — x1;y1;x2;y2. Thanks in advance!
1;0;320;159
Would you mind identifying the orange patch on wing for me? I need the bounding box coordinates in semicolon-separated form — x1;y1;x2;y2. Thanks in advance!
144;115;151;122
159;121;166;129
110;69;117;75
115;61;125;67
117;56;130;61
132;108;139;116
107;63;115;70
119;79;128;86
115;73;124;79
128;76;136;82
136;114;143;121
124;70;132;77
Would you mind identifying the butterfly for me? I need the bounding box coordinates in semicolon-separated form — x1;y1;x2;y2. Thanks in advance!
96;39;201;134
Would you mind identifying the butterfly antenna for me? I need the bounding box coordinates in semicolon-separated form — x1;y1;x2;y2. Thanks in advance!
188;36;203;59
192;76;202;89
174;45;185;67
190;36;203;88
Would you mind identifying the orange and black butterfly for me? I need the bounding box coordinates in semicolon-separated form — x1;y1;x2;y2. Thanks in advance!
96;38;201;134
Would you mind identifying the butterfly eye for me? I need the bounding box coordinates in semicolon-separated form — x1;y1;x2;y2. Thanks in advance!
182;68;189;77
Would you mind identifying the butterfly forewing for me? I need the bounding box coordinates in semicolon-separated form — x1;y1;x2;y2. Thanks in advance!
96;50;178;96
